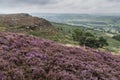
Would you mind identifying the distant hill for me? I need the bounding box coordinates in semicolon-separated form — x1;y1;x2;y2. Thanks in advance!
36;13;120;33
0;13;52;28
0;32;119;80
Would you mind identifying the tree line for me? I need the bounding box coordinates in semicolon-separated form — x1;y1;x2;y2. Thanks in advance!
72;29;108;48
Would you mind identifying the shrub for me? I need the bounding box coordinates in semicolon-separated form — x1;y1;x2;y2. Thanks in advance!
112;34;120;41
72;29;108;48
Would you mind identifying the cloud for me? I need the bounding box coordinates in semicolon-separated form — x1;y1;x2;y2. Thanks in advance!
0;0;58;7
0;0;120;14
108;0;120;2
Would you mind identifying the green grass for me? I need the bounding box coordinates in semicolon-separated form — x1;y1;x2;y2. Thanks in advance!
105;38;120;53
0;23;120;54
52;23;120;54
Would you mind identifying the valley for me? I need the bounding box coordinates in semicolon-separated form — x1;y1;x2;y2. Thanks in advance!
0;13;120;54
32;13;120;54
0;13;119;80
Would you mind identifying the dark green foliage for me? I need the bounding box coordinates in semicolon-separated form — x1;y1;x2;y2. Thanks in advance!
72;29;108;48
112;34;120;41
68;29;71;33
98;37;108;48
72;29;83;41
84;37;99;48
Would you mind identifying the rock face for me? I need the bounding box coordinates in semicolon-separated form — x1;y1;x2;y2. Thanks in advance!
0;32;120;80
0;13;52;28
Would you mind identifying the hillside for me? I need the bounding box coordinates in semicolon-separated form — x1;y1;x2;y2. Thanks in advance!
0;13;52;28
0;13;119;53
0;32;119;80
36;13;120;33
0;13;56;37
52;23;120;54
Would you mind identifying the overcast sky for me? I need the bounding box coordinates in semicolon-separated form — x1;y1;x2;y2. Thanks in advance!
0;0;120;14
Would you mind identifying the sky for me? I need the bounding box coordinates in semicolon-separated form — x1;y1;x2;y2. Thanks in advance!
0;0;120;14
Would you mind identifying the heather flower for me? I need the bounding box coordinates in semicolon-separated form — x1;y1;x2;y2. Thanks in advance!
30;67;46;79
0;71;6;80
0;32;119;80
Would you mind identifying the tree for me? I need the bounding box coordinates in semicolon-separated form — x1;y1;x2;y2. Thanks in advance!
98;37;108;48
112;35;120;41
72;29;108;48
72;29;83;41
79;32;95;47
84;37;99;48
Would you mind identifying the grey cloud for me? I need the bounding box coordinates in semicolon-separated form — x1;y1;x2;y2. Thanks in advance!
14;0;58;5
0;0;58;7
0;0;120;14
108;0;120;1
